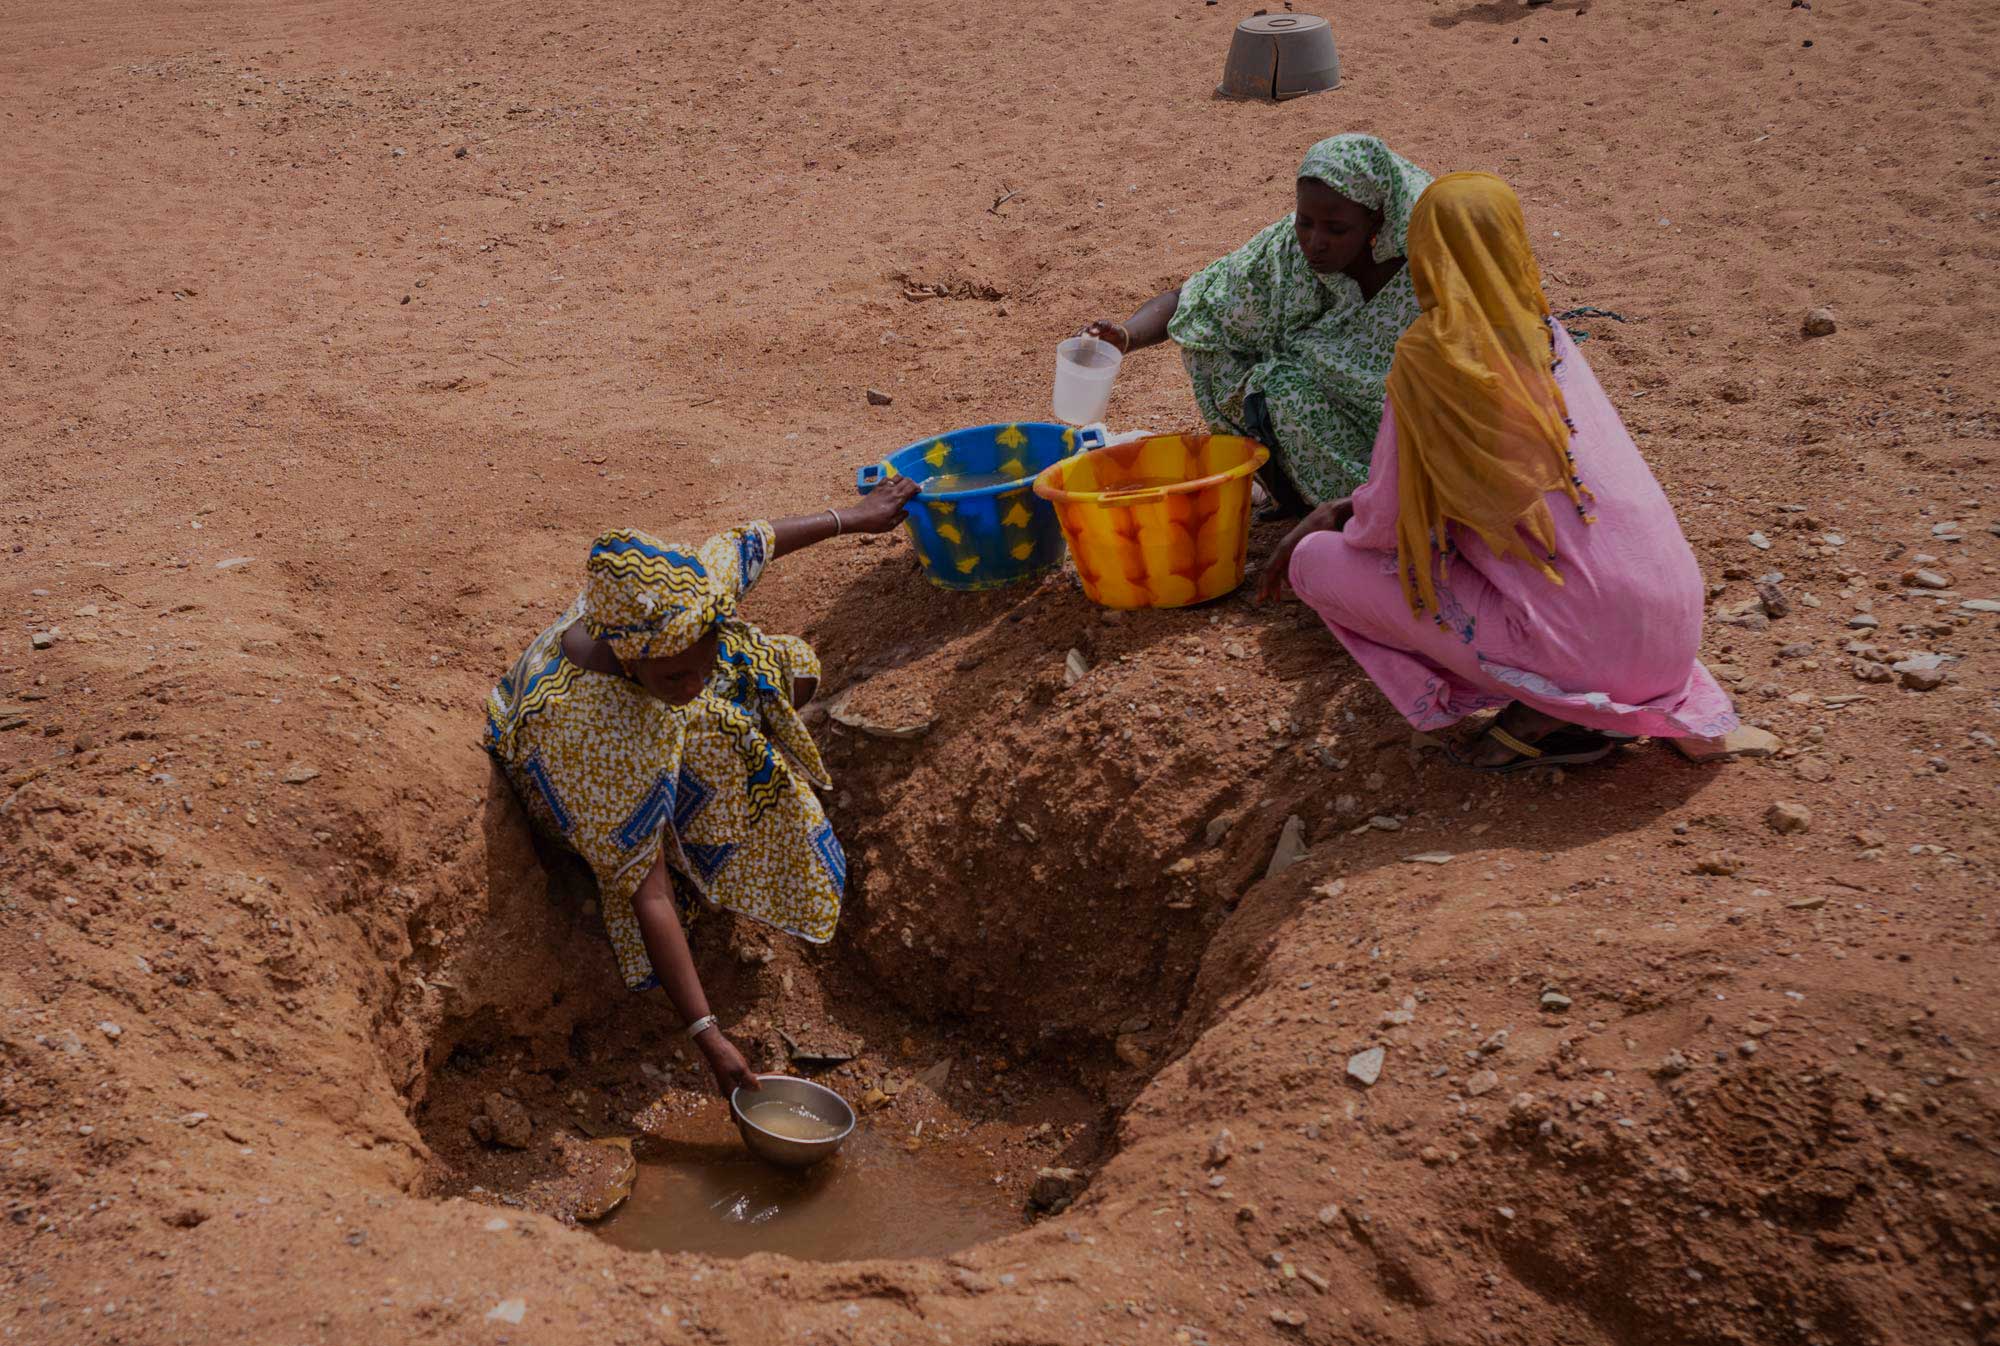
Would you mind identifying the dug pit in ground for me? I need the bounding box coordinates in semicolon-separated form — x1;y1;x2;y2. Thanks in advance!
404;559;1305;1251
5;527;1995;1345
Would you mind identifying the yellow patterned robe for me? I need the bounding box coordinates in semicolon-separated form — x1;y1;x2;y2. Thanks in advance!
484;522;844;990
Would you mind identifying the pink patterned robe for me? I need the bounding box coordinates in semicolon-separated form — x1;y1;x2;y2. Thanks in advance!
1289;322;1738;741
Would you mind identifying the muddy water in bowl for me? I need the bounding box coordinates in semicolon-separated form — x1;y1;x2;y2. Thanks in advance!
739;1098;842;1142
592;1115;1019;1262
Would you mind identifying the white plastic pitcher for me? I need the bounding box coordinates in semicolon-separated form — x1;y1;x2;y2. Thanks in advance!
1051;336;1123;425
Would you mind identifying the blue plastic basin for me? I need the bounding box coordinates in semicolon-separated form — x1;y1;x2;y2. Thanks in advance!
858;422;1102;591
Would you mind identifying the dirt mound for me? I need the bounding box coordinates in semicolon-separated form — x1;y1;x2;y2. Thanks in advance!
5;0;2000;1342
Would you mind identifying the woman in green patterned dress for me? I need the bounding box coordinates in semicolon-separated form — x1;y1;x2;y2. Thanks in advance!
484;480;918;1096
1082;134;1434;517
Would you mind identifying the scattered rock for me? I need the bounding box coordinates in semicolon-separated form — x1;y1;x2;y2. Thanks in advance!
1747;531;1772;550
1787;895;1827;911
1756;582;1791;618
1800;307;1837;338
1899;666;1946;692
1853;660;1893;683
485;1300;527;1325
1404;851;1454;866
1656;1050;1691;1078
1478;1030;1509;1055
573;1137;636;1221
480;1093;532;1149
30;631;58;650
214;556;256;570
1063;648;1089;686
1266;815;1308;878
1270;1308;1308;1329
1795;757;1832;783
1028;1167;1086;1211
1673;726;1778;761
1347;1046;1386;1087
1693;850;1747;876
1957;598;2000;614
1466;1069;1500;1097
826;696;934;740
1902;568;1951;590
280;763;321;784
97;1022;122;1041
1738;1040;1760;1058
1367;815;1402;832
1208;1128;1234;1167
1846;614;1879;630
181;1111;209;1127
1765;801;1811;835
1316;1203;1341;1226
865;388;893;406
1540;990;1573;1012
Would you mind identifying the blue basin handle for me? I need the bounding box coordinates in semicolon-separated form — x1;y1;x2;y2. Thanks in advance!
1076;427;1107;453
856;463;887;496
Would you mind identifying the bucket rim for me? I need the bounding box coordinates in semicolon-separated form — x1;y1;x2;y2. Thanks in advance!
874;421;1090;502
1031;435;1271;506
908;472;1043;503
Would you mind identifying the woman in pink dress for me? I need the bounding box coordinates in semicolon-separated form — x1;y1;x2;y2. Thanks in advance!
1260;172;1736;770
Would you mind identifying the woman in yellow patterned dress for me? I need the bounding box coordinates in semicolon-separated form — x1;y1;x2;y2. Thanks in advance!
484;479;919;1095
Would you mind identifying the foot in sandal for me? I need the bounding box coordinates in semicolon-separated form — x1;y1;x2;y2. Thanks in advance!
1462;703;1612;772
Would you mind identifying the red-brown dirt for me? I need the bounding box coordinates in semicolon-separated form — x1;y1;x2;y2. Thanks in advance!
3;0;1997;1343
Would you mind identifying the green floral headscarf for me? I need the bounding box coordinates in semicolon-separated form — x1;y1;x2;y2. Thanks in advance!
1169;134;1435;504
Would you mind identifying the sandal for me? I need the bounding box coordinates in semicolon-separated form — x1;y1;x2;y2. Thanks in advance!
1449;724;1615;774
1251;482;1290;523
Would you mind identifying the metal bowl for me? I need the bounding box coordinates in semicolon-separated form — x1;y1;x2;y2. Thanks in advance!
729;1074;856;1169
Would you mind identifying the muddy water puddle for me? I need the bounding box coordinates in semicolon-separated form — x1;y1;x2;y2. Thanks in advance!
593;1113;1021;1261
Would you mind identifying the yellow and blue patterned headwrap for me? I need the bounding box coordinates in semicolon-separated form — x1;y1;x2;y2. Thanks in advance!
582;528;733;664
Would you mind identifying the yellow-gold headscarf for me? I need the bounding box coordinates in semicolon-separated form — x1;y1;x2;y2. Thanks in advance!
581;528;733;664
1386;172;1591;617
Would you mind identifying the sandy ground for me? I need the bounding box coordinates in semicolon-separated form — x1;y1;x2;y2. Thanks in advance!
3;0;1998;1342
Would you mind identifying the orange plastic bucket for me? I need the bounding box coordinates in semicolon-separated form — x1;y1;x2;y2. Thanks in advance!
1033;434;1269;609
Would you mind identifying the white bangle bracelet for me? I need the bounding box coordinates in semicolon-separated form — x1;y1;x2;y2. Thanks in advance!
685;1014;719;1040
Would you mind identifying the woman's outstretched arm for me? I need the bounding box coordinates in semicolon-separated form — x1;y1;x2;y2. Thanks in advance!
768;476;919;559
1082;285;1182;355
631;853;760;1097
